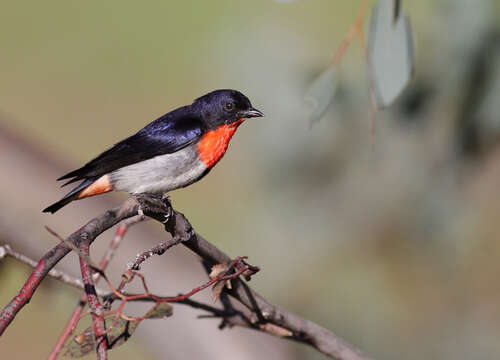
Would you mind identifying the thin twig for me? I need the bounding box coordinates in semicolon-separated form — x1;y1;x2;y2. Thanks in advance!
0;195;373;360
128;236;181;271
170;207;373;360
48;303;85;360
0;244;107;294
0;201;139;336
78;241;107;360
98;215;146;277
48;214;145;360
332;0;368;66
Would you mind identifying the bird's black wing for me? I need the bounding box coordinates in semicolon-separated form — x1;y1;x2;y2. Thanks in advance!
58;107;205;184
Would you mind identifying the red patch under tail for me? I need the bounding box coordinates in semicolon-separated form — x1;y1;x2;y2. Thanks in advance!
77;175;113;199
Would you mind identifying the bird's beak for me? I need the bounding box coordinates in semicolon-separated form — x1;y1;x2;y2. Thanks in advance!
241;107;264;118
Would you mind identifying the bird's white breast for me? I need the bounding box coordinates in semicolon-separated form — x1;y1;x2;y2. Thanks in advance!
109;145;207;194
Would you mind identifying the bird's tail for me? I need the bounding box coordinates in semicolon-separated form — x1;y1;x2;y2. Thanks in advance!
43;177;98;214
43;195;77;214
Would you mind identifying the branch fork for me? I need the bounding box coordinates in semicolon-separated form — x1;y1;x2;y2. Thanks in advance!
0;194;373;360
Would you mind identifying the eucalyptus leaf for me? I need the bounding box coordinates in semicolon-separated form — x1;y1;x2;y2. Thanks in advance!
64;326;96;358
368;0;415;108
143;302;173;319
304;65;338;127
64;303;173;357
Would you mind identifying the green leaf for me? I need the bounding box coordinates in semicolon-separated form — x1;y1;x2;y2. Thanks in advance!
64;326;96;358
368;0;415;108
143;302;173;319
64;303;173;357
304;65;338;127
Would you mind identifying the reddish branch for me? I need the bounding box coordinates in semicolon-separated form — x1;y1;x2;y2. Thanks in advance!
0;194;373;360
95;256;257;332
49;304;83;360
0;203;139;336
127;222;188;271
175;216;372;360
102;271;264;334
331;0;368;66
48;215;144;360
0;244;96;293
78;241;108;360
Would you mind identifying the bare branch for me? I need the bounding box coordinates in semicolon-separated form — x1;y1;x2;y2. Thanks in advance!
49;214;145;360
0;244;109;294
78;241;108;359
0;195;373;360
0;200;139;336
99;215;146;275
165;209;373;360
128;237;182;271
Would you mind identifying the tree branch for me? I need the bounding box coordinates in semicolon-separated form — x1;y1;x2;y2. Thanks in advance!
166;209;372;360
0;195;373;360
78;240;107;359
0;244;108;294
0;201;139;336
49;215;144;360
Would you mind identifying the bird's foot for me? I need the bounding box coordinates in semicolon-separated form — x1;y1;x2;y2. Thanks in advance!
128;193;173;224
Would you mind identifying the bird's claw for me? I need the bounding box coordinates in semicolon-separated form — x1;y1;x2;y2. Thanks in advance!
129;193;172;223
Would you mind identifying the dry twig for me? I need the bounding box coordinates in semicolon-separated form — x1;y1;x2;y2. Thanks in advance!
0;195;373;360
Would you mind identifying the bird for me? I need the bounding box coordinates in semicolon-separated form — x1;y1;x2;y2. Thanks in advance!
43;89;263;214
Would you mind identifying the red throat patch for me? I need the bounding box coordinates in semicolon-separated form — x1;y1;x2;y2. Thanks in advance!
197;119;244;168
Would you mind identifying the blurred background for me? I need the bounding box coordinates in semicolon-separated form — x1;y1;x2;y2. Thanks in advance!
2;0;500;359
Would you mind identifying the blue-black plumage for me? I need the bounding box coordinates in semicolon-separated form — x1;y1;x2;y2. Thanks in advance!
43;89;263;214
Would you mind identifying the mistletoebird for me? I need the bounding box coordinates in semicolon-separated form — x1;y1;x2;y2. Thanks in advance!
43;89;263;213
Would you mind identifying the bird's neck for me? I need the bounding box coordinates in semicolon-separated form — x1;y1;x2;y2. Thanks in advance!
197;119;244;168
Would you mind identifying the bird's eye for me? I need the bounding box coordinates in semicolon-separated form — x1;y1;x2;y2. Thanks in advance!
224;102;234;111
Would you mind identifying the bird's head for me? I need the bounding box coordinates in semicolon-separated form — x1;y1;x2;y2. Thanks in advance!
193;89;263;129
